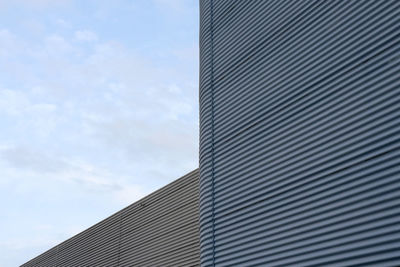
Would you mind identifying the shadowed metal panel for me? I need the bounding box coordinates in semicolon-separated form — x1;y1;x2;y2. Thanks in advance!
20;247;58;267
118;170;201;267
21;169;201;267
199;0;400;266
199;0;215;265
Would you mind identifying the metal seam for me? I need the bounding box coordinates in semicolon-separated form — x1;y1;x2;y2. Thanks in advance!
210;0;216;266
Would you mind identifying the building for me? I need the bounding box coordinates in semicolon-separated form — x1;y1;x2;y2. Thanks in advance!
23;1;400;266
198;0;400;266
21;170;200;267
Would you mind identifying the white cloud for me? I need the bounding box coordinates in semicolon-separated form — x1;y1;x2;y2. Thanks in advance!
0;89;30;116
1;146;112;190
0;144;148;207
31;103;57;112
167;84;182;94
74;30;98;42
0;88;57;116
153;0;188;12
0;27;198;183
0;29;20;57
0;2;200;266
0;234;61;250
114;185;146;205
0;17;198;267
43;34;75;56
0;87;61;138
0;146;67;174
0;0;70;9
56;18;71;28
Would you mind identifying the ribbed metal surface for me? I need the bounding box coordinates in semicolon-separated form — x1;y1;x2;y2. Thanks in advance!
199;0;400;266
21;169;201;267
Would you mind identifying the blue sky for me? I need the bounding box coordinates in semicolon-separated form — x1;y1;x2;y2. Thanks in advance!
0;1;199;266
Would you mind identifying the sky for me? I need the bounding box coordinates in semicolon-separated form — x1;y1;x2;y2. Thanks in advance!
0;1;199;266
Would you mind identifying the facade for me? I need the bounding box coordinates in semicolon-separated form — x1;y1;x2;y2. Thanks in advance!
199;1;400;266
21;170;200;267
23;1;400;266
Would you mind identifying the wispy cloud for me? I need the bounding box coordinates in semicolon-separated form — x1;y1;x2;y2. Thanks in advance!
153;0;189;13
0;146;67;174
74;30;98;42
0;1;198;266
0;0;71;9
0;144;146;201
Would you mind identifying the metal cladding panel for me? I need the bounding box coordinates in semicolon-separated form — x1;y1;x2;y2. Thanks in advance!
20;248;58;267
199;0;216;266
199;0;400;266
21;169;201;267
118;170;201;267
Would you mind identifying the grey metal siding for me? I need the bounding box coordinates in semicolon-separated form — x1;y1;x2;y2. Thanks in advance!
21;169;201;267
199;0;400;266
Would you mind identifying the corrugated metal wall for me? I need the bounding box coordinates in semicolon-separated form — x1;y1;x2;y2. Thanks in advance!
21;169;201;267
199;0;400;266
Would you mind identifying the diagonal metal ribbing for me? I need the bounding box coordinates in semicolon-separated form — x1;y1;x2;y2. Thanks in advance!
116;211;123;267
